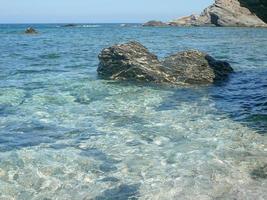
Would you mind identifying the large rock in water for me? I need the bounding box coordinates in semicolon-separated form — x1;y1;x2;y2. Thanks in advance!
162;50;234;84
170;0;267;27
98;42;173;83
97;41;234;85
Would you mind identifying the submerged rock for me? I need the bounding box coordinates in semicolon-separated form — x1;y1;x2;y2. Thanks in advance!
97;41;233;85
25;27;38;34
62;24;77;27
251;164;267;179
143;20;169;27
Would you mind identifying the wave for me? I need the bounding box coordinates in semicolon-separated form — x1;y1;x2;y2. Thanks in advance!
80;25;101;28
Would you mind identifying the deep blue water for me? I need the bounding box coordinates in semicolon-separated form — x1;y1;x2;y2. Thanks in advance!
0;24;266;199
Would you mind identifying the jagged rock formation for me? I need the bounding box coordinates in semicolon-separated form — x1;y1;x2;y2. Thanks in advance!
171;0;267;27
97;41;233;85
98;41;173;83
197;0;266;27
162;50;233;84
169;15;199;26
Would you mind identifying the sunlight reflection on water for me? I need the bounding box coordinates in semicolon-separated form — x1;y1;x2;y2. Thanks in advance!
0;24;266;199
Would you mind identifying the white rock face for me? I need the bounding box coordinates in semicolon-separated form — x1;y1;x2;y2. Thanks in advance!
198;0;266;27
171;0;267;27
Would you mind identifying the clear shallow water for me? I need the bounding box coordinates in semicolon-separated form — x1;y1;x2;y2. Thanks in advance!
0;24;266;199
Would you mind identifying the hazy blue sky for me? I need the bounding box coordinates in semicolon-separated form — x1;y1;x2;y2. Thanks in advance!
0;0;214;23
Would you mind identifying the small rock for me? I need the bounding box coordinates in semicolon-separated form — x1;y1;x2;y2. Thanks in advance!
25;27;38;34
0;168;5;177
62;24;77;27
251;164;267;179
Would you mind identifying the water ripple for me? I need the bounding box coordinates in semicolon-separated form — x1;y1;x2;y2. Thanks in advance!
0;24;266;199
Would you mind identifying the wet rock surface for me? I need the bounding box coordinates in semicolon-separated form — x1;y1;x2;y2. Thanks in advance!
97;41;234;85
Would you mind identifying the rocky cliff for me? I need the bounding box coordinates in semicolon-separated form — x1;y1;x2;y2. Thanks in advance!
171;0;267;27
239;0;267;23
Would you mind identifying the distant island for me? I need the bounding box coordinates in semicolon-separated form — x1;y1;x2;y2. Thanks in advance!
144;0;267;27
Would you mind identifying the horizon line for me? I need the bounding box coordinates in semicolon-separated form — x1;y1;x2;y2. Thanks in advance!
0;22;145;24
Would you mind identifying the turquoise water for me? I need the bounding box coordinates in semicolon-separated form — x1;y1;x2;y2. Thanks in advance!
0;24;266;199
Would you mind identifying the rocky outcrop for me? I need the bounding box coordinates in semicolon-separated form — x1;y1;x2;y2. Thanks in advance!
97;41;233;85
98;41;173;83
143;21;168;27
144;0;267;27
169;15;199;26
196;0;267;27
25;27;38;34
162;51;233;84
170;0;267;27
239;0;267;23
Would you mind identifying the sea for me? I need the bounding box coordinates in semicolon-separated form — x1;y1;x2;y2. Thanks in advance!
0;24;266;199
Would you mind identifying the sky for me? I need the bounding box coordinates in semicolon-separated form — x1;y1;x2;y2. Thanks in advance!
0;0;214;23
